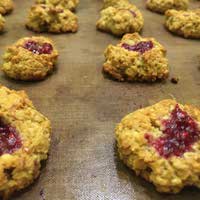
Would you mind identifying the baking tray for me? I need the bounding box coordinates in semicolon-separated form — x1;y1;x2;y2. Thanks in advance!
0;0;200;199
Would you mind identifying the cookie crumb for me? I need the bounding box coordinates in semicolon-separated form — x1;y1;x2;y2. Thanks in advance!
40;189;46;200
171;77;179;84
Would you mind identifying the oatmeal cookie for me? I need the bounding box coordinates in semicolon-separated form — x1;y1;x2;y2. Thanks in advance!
36;0;79;11
0;85;51;199
97;1;144;36
0;14;5;32
165;9;200;39
26;4;78;33
146;0;189;14
102;0;130;9
103;33;169;82
0;0;14;15
2;36;58;81
116;99;200;193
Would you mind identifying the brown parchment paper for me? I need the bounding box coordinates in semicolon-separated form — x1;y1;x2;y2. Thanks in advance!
0;0;200;199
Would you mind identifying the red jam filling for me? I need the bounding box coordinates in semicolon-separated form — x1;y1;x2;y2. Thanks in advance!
122;41;153;54
145;104;200;158
129;10;137;17
119;9;136;17
0;122;22;156
23;40;53;54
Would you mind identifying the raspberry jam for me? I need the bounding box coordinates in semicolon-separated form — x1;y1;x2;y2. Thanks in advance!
119;9;136;17
0;122;22;156
122;41;153;54
129;10;137;17
23;41;53;54
145;104;200;158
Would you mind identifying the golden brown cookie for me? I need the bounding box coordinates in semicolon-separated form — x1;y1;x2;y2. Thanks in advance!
102;0;130;9
2;36;58;81
146;0;189;14
116;99;200;193
26;4;78;33
165;9;200;39
0;85;51;199
103;33;169;82
97;0;144;36
36;0;79;11
0;0;14;15
0;14;5;32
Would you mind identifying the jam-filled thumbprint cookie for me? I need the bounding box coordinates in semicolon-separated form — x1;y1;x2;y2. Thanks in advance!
2;36;58;81
103;33;169;82
116;99;200;193
0;85;51;199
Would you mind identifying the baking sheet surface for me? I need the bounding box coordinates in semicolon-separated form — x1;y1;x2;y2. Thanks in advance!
0;0;200;199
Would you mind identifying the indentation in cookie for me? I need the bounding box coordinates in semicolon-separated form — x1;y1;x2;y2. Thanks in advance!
145;104;200;158
122;41;154;54
119;9;136;17
23;40;53;54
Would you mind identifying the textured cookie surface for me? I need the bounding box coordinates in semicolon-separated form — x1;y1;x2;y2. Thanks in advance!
2;36;58;81
26;4;78;33
97;0;144;36
103;0;130;9
165;9;200;39
103;33;169;82
146;0;189;14
0;0;14;15
36;0;79;11
0;14;5;32
0;85;51;199
116;99;200;193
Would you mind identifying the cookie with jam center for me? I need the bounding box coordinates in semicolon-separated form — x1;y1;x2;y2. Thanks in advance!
2;36;58;81
103;33;169;82
116;99;200;193
0;85;51;199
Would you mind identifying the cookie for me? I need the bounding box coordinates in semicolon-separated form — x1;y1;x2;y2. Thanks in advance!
0;0;14;15
0;14;5;32
165;9;200;39
102;0;130;9
0;85;51;199
2;36;58;81
103;33;169;82
116;99;200;193
97;1;144;36
36;0;79;11
146;0;189;14
26;4;78;33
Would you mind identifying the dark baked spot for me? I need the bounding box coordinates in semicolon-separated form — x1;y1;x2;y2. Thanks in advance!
4;168;14;180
